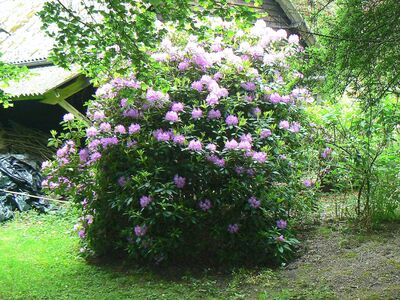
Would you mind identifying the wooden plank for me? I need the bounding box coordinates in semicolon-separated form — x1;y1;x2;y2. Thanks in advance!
57;98;89;122
41;75;90;105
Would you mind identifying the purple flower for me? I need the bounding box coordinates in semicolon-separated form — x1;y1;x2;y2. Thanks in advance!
303;179;314;188
41;161;51;170
276;219;287;229
134;225;147;237
208;109;221;119
90;152;102;162
123;109;141;118
200;75;213;85
118;176;127;186
206;93;219;106
215;87;229;98
154;129;171;142
173;134;186;145
244;95;254;102
206;155;225;167
252;151;267;163
240;134;253;143
206;143;217;152
165;111;179;123
93;111;105;120
247;168;256;176
260;129;272;139
252;107;262;116
86;126;98;138
191;108;203;120
228;223;239;234
178;60;190;71
174;174;186;189
288;34;300;44
235;166;245;174
276;235;285;242
193;53;212;69
100;137;118;148
88;139;100;150
114;125;126;134
238;141;252;150
146;89;163;102
120;98;128;107
281;95;291;103
99;122;111;132
269;93;281;104
78;229;86;239
322;147;332;158
199;199;212;211
79;148;89;162
127;124;140;135
191;81;204;92
248;196;261;208
171;102;184;112
86;215;94;225
127;140;137;147
279;120;290;130
63;113;74;121
140;195;152;208
225;115;239;126
213;72;223;81
224;139;238;150
241;82;257;91
56;145;68;158
188;140;202;151
289;122;301;133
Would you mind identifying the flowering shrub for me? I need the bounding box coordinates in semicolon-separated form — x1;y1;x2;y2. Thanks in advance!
43;18;314;265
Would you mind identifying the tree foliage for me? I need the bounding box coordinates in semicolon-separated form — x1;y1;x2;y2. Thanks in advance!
307;0;400;101
39;0;261;84
0;57;27;108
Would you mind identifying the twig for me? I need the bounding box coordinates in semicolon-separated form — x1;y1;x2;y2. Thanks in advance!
0;188;69;205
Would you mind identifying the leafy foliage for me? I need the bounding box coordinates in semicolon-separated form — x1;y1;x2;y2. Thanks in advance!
306;0;400;100
39;0;261;83
0;57;27;108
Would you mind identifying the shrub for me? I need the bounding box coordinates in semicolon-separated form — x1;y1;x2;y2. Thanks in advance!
43;19;314;265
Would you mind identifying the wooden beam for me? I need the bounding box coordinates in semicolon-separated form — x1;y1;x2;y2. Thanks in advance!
41;75;90;105
57;99;89;123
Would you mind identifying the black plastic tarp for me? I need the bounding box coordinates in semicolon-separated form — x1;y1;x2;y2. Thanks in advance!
0;154;49;222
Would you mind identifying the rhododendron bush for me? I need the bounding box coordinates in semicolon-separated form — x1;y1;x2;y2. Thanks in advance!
43;19;314;264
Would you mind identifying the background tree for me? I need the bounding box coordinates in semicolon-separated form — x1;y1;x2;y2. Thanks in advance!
0;57;27;108
304;0;400;223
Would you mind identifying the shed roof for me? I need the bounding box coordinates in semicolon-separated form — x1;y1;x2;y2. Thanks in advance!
0;0;81;99
2;65;80;98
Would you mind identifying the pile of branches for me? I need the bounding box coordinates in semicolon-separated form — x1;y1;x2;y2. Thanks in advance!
0;122;53;160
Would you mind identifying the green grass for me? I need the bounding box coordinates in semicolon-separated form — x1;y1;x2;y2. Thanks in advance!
0;210;275;300
0;210;339;300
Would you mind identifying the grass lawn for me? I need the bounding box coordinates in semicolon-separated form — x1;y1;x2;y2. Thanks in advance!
0;210;282;300
1;208;399;300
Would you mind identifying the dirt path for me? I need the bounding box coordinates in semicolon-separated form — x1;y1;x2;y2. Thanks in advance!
274;223;400;299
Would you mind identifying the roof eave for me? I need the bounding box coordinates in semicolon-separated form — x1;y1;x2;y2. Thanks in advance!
274;0;316;46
